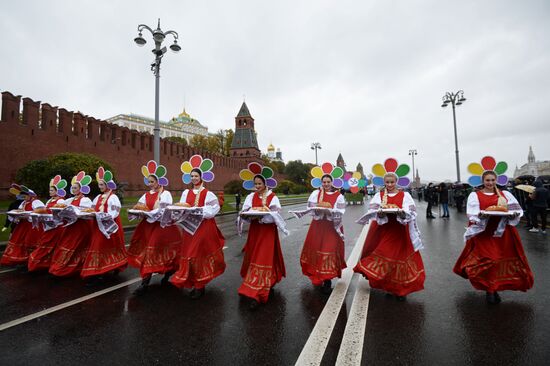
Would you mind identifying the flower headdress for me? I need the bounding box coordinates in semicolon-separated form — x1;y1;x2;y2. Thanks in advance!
96;167;117;190
239;162;277;190
371;158;410;188
467;156;508;187
9;183;37;199
49;175;68;197
343;172;368;193
71;171;92;195
181;155;215;184
141;160;169;186
310;162;344;189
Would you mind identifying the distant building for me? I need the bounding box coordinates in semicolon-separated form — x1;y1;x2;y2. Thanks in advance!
513;146;550;177
107;108;208;142
266;143;284;162
336;153;346;170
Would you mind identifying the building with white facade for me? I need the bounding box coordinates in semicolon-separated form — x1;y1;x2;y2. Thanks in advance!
513;146;550;177
107;108;208;142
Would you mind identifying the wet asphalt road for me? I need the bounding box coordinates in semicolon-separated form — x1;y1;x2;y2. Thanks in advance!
0;199;549;366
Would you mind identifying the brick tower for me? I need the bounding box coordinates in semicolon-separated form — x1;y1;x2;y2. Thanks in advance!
230;102;261;159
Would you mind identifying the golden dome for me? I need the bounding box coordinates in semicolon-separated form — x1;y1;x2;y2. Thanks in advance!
178;108;190;119
267;143;275;151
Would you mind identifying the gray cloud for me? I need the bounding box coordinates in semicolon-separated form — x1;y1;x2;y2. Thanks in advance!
1;0;549;181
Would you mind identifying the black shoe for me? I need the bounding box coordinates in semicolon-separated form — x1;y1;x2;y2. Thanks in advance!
396;296;406;301
321;280;332;294
161;272;173;286
494;292;501;304
249;299;260;310
133;277;151;296
486;292;498;304
190;288;205;300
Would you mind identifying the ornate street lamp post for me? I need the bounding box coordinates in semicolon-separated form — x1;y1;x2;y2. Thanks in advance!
134;19;181;163
311;142;322;165
441;90;467;182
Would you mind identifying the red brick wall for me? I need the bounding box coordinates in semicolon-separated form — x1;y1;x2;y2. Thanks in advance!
0;91;260;199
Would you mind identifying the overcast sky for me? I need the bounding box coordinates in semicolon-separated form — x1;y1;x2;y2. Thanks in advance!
1;0;549;181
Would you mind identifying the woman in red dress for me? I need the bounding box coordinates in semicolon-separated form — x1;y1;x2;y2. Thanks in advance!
453;158;534;304
1;184;45;267
294;162;347;294
170;155;225;299
81;167;128;283
354;160;425;301
237;162;287;309
128;160;183;295
28;176;68;271
49;171;94;276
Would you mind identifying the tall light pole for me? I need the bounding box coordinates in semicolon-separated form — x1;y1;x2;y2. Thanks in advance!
408;149;417;187
311;142;322;165
441;90;467;182
134;19;181;164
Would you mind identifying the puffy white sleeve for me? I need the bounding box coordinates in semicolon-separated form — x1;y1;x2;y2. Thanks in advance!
307;191;319;208
160;191;173;205
179;190;189;203
504;190;523;225
333;194;346;215
138;193;147;205
269;195;282;212
79;197;93;208
202;191;221;219
466;192;481;222
241;193;254;212
107;195;122;219
397;192;417;224
92;195;100;206
31;199;45;209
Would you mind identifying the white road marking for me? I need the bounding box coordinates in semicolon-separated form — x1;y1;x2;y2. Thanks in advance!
295;223;370;366
0;277;142;332
335;277;371;366
0;268;17;274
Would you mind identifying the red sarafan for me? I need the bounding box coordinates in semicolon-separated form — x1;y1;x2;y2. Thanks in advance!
354;191;425;297
238;191;286;303
453;191;534;293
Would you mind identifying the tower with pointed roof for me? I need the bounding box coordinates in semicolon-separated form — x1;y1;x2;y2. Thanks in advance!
356;162;364;177
528;145;535;163
230;101;261;160
336;153;346;170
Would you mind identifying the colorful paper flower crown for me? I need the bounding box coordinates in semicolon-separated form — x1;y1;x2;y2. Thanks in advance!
9;183;36;198
49;175;68;197
141;160;169;186
239;162;277;190
71;171;92;195
96;167;117;190
181;154;215;184
371;158;411;188
343;172;368;193
310;162;344;189
467;156;508;186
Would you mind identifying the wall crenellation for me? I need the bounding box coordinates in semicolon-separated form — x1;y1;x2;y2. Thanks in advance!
0;90;253;198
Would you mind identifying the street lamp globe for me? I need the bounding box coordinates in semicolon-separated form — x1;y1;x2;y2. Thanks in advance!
134;33;146;46
153;30;165;43
170;40;181;52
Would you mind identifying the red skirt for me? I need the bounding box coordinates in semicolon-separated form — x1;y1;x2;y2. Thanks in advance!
300;219;346;285
1;221;43;266
49;220;93;277
81;217;128;278
28;225;65;271
170;218;226;289
453;219;534;292
238;221;286;303
128;220;182;278
354;218;425;296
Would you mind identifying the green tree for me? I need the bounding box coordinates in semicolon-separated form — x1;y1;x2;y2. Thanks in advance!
189;135;210;150
16;153;114;199
224;179;247;195
167;136;188;146
284;160;310;185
